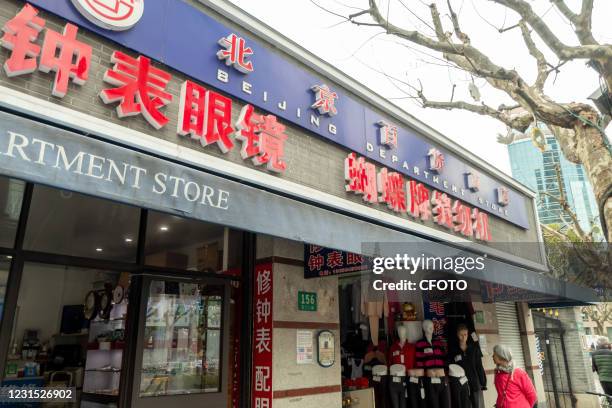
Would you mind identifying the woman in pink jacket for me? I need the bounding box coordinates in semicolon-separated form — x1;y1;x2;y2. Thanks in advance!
493;344;538;408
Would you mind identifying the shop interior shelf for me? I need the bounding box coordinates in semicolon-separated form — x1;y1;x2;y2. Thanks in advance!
81;392;119;404
87;342;125;350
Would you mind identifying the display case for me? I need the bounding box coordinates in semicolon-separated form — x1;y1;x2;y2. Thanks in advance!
82;297;127;403
139;281;223;397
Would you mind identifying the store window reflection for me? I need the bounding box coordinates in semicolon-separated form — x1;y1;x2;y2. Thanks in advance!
145;212;243;275
3;263;130;406
140;281;223;396
23;185;140;262
0;177;25;248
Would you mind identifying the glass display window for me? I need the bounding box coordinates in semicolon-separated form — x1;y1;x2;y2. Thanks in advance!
139;280;224;397
0;177;25;249
23;185;140;262
3;262;130;407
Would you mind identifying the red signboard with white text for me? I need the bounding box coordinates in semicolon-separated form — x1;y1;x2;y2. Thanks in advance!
252;263;273;408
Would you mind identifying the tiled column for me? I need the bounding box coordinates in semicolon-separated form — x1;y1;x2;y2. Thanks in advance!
256;235;342;408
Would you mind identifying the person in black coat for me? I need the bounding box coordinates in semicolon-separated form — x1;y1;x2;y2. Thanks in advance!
447;324;487;408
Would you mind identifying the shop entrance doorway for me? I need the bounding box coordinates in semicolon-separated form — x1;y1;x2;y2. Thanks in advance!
131;276;230;408
533;311;576;408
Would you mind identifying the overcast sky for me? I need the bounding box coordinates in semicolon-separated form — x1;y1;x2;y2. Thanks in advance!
227;0;611;175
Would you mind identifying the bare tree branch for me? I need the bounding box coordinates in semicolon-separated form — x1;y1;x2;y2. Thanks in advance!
360;0;460;54
490;0;611;59
446;0;470;44
550;0;579;24
339;0;612;242
416;88;532;129
519;20;549;90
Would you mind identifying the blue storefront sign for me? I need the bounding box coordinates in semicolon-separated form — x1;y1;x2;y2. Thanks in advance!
24;0;530;229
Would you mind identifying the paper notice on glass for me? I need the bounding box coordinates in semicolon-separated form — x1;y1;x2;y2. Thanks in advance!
296;330;314;364
479;334;488;354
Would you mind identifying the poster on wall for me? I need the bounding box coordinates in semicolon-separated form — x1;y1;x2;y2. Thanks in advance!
252;263;273;408
296;330;314;365
423;301;447;337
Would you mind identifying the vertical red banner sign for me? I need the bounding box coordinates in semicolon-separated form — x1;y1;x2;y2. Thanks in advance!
252;263;273;408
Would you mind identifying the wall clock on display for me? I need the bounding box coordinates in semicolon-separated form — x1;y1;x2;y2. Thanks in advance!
83;290;99;320
98;289;113;320
113;285;125;304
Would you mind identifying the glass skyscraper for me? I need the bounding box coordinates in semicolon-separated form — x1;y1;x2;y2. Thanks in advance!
507;131;600;235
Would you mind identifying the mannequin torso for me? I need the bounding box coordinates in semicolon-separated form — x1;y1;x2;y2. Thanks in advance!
415;321;447;374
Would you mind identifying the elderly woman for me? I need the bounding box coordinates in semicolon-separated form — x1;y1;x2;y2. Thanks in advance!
493;344;537;408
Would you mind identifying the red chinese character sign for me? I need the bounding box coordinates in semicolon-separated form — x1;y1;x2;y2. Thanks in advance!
235;104;288;172
344;153;493;242
217;33;254;73
100;51;173;129
407;180;432;221
178;80;234;153
378;168;407;213
344;152;377;203
424;302;447;337
1;4;45;77
1;4;91;98
253;263;273;408
431;191;453;229
452;201;473;237
472;209;492;241
39;23;92;98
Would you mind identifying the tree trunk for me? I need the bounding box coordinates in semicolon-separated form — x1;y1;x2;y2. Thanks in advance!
596;320;605;336
572;113;612;242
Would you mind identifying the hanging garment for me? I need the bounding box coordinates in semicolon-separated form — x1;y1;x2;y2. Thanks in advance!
415;336;447;370
348;358;364;379
449;375;471;408
372;373;389;408
389;341;417;369
388;375;407;408
425;377;451;408
407;376;426;408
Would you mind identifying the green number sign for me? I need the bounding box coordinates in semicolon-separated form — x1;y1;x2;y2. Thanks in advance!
298;291;317;311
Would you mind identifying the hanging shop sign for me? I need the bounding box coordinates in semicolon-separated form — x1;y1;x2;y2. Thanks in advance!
252;263;273;408
317;330;335;368
8;0;530;229
1;5;288;173
304;244;368;279
480;282;559;303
